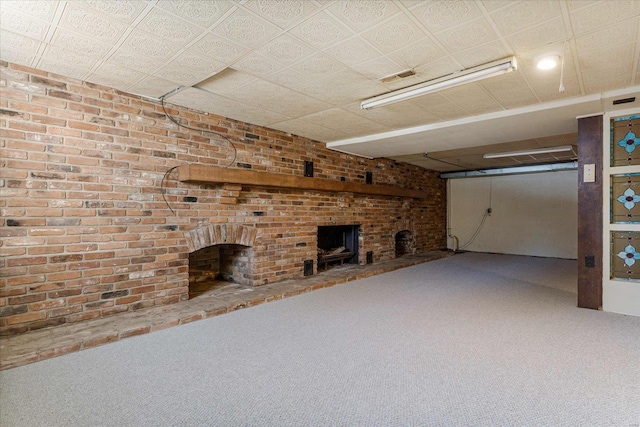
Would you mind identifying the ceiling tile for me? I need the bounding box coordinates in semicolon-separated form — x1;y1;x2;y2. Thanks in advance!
261;90;334;117
583;72;633;94
39;44;101;69
217;104;290;127
349;56;405;80
575;19;639;55
580;43;635;74
192;32;250;63
166;87;248;117
413;93;478;121
86;62;146;90
0;31;42;57
232;51;288;78
408;0;483;33
135;7;204;44
209;8;281;49
412;57;461;83
288;11;354;49
301;80;388;106
222;79;290;105
0;7;50;40
315;69;369;89
153;49;226;87
254;34;315;65
121;28;183;61
479;1;514;12
154;0;236;28
569;0;640;35
35;57;87;80
196;68;257;94
349;101;441;129
243;0;322;29
49;28;113;58
490;0;562;36
452;40;512;69
480;73;539;109
386;37;445;69
58;2;128;43
107;49;166;76
1;48;36;67
323;36;381;67
263;67;313;91
441;84;504;115
126;76;180;99
3;0;59;21
434;17;499;53
504;17;567;53
360;14;428;55
326;0;401;33
269;119;351;142
79;0;148;25
297;107;373;131
290;52;346;76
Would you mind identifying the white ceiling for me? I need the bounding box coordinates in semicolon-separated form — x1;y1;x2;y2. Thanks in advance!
2;0;640;171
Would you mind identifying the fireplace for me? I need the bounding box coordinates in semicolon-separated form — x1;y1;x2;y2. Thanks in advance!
317;225;359;270
395;230;415;257
188;244;252;298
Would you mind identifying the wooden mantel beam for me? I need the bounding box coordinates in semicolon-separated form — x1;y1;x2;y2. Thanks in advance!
177;164;431;199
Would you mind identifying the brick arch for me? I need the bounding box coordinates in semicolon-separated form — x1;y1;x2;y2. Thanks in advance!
393;219;414;235
185;224;258;253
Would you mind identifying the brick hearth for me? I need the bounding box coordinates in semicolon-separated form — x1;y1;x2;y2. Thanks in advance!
1;251;453;370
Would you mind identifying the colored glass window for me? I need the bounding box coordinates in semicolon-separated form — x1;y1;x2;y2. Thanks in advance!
611;173;640;223
611;231;640;280
611;114;640;166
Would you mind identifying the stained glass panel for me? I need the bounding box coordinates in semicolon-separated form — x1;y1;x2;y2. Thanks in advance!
611;173;640;223
610;231;640;280
611;114;640;166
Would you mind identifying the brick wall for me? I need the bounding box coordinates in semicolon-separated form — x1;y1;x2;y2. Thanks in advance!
0;61;446;336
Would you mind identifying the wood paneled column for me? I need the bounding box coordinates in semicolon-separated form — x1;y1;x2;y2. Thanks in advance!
577;115;603;309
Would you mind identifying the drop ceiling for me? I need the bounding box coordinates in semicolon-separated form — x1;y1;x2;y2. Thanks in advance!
2;0;640;171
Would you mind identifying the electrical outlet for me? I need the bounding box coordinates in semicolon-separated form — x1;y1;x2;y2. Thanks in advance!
487;208;492;215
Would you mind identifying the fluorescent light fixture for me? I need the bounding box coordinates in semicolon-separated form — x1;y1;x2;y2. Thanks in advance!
361;56;517;110
483;145;573;159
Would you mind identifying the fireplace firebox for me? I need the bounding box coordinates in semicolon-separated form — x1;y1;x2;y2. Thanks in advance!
317;225;359;270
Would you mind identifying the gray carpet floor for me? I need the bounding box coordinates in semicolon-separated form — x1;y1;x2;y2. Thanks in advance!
1;253;639;426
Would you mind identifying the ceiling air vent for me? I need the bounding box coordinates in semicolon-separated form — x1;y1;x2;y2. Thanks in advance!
379;69;415;84
612;97;636;105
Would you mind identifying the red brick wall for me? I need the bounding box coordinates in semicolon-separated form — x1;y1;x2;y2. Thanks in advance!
0;61;446;335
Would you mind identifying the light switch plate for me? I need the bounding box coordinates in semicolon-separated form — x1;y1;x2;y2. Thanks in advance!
584;164;596;183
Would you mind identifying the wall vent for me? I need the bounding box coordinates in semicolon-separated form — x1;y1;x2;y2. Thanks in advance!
304;161;314;177
303;259;314;276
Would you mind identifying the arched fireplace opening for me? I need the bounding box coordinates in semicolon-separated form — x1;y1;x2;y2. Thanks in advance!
395;230;415;258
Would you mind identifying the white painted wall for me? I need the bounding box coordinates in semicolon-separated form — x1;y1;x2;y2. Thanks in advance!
448;170;578;259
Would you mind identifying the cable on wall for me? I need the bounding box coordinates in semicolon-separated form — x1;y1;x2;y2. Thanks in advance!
459;210;490;250
161;165;180;216
457;177;493;251
159;95;238;168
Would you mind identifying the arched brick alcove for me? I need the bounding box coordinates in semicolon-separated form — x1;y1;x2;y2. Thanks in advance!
186;225;258;295
185;224;258;253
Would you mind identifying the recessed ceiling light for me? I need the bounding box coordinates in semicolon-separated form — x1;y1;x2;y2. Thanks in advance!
536;55;560;70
